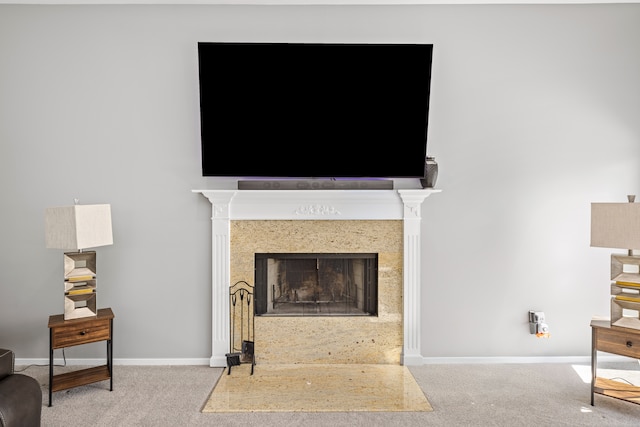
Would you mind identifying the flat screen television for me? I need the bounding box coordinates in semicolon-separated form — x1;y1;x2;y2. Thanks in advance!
197;42;433;179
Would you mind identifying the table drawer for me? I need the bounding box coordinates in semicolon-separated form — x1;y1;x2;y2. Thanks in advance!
596;327;640;359
51;318;111;348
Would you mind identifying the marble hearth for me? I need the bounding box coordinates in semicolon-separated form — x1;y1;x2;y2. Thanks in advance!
194;188;439;367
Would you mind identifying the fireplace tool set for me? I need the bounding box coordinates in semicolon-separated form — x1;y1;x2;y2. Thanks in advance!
226;280;255;375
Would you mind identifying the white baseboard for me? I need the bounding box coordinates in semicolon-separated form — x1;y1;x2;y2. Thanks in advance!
422;354;638;364
17;358;211;366
16;354;637;366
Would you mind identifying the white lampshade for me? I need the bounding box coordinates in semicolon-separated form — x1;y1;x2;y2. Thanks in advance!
45;204;113;250
590;202;640;250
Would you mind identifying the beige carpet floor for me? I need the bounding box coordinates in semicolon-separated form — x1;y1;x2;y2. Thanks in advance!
202;363;433;413
17;361;640;425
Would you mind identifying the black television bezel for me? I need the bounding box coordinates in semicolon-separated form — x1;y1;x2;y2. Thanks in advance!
198;41;433;179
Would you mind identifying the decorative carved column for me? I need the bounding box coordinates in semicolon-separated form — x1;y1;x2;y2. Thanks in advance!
199;190;236;367
398;190;434;366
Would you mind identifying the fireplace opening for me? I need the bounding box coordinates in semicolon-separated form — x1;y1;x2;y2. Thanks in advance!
254;253;378;316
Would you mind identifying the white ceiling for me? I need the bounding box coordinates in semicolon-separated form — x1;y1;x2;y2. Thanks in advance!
1;0;638;4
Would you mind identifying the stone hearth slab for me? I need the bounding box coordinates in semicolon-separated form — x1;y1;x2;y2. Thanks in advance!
202;363;433;413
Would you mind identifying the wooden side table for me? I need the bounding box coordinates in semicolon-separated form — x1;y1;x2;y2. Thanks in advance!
591;318;640;406
48;307;114;406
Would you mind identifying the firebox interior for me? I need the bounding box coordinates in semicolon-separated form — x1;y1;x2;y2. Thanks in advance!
254;253;378;316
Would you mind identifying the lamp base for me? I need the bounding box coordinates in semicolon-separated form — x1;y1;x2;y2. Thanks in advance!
63;251;98;320
610;254;640;330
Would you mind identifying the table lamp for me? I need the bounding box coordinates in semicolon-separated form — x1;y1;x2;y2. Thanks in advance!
45;202;113;320
590;195;640;329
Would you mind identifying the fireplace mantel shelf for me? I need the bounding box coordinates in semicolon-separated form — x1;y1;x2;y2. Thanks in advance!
192;188;441;220
193;187;441;366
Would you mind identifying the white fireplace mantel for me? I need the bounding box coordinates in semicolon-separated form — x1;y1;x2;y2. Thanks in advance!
193;188;440;366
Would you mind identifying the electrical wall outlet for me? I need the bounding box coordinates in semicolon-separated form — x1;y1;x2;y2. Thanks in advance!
529;311;548;334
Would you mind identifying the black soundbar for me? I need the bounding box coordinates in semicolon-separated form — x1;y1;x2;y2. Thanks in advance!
237;180;394;190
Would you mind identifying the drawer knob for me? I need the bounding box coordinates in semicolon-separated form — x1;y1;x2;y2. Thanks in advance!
626;341;633;348
80;331;86;336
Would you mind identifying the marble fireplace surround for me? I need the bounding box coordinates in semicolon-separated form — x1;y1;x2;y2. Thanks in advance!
194;188;439;367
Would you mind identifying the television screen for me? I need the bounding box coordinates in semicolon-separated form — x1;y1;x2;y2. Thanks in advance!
197;42;433;179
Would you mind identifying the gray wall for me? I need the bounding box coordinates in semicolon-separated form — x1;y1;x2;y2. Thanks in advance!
1;4;638;362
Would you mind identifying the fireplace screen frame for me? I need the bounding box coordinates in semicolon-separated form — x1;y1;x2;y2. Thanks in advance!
254;253;378;317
